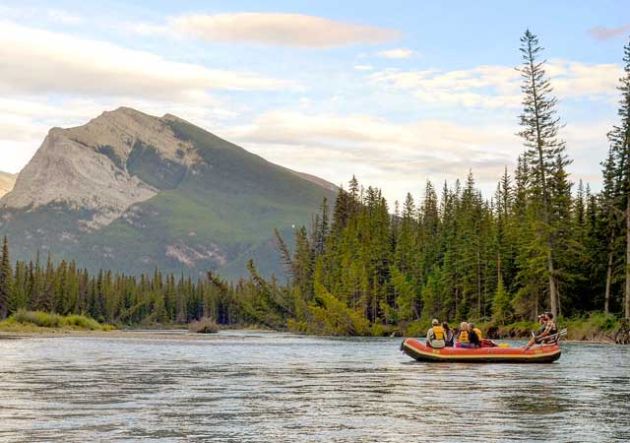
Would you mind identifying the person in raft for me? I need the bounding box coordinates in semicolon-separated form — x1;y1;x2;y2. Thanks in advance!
456;322;480;348
524;312;558;350
443;322;454;347
469;322;483;340
426;319;447;349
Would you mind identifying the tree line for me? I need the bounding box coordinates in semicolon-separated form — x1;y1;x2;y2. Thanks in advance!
241;31;630;334
0;236;281;326
0;31;628;335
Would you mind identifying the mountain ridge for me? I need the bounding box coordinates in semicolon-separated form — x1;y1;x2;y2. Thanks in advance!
0;107;336;278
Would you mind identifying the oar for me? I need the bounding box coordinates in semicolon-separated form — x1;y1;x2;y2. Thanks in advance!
542;328;567;343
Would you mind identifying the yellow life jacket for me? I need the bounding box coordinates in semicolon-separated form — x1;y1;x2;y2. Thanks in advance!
473;327;483;340
458;330;469;343
432;326;445;340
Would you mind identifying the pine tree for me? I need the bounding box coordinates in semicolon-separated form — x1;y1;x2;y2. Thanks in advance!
608;38;630;318
492;274;511;324
0;237;13;319
517;29;569;318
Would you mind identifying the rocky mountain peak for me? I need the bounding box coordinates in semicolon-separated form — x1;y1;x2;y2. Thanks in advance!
0;107;201;229
0;106;337;279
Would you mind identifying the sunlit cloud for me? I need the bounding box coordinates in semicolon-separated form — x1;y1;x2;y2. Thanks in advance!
168;13;400;48
369;60;622;108
376;48;415;59
0;21;297;100
223;109;611;201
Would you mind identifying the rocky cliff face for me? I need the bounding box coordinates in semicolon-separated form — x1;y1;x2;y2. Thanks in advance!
2;108;202;229
0;107;335;278
0;172;15;198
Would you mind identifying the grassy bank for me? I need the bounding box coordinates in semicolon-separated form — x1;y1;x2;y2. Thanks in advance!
0;310;116;333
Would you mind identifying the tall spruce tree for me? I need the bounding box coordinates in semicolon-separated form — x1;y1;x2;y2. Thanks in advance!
517;29;568;318
608;38;630;318
0;236;12;319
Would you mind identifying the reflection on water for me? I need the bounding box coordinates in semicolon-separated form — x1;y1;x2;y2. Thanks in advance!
1;331;629;442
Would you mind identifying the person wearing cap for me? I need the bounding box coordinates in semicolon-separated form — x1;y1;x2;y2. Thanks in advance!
534;313;547;336
426;319;446;349
524;312;558;350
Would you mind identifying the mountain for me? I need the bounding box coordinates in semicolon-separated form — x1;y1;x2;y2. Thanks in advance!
0;107;336;278
0;172;16;198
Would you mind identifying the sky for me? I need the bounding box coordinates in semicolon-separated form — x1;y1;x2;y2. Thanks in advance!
0;0;628;203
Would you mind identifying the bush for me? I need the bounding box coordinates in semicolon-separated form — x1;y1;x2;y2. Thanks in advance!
403;319;431;338
63;314;102;331
13;310;62;328
189;318;219;334
565;312;619;340
4;309;114;331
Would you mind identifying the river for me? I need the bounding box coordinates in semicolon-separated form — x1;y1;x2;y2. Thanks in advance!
0;330;628;442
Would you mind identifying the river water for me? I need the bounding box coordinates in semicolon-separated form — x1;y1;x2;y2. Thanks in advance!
0;330;628;442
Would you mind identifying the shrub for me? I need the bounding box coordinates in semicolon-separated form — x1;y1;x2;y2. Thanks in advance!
13;310;62;328
5;309;114;331
189;318;219;334
404;319;431;338
63;314;102;331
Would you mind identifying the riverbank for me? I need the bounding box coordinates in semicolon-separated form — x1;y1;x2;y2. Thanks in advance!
1;310;627;343
0;310;116;334
484;313;628;343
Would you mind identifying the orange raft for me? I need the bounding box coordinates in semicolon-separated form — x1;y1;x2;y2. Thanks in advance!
400;338;561;363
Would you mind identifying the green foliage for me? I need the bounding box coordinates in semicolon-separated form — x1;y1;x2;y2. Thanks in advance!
1;309;113;331
403;319;431;338
492;275;512;325
306;281;370;336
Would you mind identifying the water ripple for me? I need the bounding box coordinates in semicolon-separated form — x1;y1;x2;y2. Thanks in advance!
0;332;628;442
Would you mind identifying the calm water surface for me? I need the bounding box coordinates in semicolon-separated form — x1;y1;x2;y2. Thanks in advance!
0;330;628;442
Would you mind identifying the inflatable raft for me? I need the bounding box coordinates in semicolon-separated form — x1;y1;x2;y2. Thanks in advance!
400;338;561;363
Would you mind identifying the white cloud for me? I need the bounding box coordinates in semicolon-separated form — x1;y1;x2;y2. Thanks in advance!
548;60;622;100
353;65;374;71
370;60;622;108
223;109;611;201
377;48;415;59
0;21;297;100
169;13;399;47
224;110;519;199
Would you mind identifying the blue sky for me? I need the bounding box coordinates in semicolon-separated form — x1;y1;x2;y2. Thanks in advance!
0;0;628;202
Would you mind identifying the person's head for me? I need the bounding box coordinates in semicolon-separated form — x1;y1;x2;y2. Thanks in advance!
538;314;546;324
460;321;468;331
442;322;450;331
432;319;439;327
545;312;554;320
469;322;476;330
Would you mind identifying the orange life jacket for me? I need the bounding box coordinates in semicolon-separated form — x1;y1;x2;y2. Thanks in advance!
473;327;483;340
431;326;445;341
458;330;469;343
